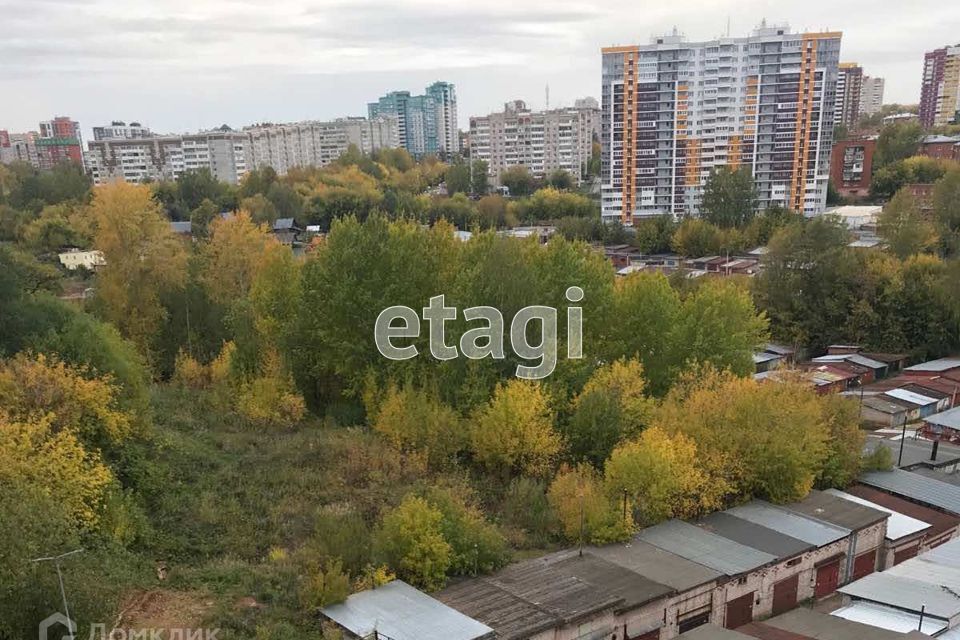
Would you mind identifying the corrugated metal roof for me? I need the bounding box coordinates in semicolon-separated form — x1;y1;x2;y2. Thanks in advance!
766;607;913;640
845;484;960;539
785;489;887;532
861;396;910;415
696;512;813;559
753;352;782;364
916;538;960;569
813;354;888;370
321;580;494;640
824;489;930;541
726;501;850;546
925;406;960;429
590;538;721;592
905;358;960;373
860;469;960;516
884;388;938;407
831;602;947;636
838;571;960;618
637;519;777;576
886;556;960;592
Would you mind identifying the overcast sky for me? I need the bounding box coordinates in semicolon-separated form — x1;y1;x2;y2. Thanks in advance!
2;0;957;139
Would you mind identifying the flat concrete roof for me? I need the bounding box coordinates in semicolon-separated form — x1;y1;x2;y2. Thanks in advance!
590;537;721;592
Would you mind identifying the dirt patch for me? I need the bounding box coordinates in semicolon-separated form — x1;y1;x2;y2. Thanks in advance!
113;589;214;632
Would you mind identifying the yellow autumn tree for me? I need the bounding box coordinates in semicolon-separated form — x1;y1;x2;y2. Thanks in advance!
656;369;830;504
372;384;466;469
0;411;114;530
604;427;720;524
87;181;187;357
471;380;562;478
547;464;633;544
0;353;136;449
200;211;277;305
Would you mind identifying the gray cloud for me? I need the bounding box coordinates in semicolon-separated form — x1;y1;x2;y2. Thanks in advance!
1;0;958;138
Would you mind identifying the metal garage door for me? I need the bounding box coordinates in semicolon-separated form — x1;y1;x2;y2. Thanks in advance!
772;574;799;615
678;611;710;635
815;559;841;598
894;544;919;565
852;549;877;580
724;592;754;629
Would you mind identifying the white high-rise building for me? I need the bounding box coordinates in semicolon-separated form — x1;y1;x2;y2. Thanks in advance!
92;121;152;141
85;117;399;185
469;99;599;185
601;24;842;223
859;77;885;117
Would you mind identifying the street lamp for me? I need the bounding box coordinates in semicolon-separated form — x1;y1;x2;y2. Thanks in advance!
30;548;84;637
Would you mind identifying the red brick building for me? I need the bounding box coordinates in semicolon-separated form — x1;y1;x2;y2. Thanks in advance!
829;139;875;198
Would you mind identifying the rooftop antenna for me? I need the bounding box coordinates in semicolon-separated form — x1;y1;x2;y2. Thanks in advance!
31;549;84;639
726;16;731;37
545;84;550;110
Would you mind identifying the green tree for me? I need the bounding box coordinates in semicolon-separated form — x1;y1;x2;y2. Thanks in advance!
878;189;938;258
445;162;471;195
373;496;452;591
701;166;758;228
471;160;489;196
546;169;575;190
874;121;923;168
419;486;510;575
510;188;595;222
564;359;655;466
499;166;536;197
934;170;960;255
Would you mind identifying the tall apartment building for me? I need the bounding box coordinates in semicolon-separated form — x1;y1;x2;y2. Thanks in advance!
920;45;960;128
835;63;863;128
0;130;38;166
601;24;841;223
86;128;250;185
245;116;398;174
469;99;599;185
369;82;459;157
92;121;152;141
0;116;83;170
426;81;460;155
859;77;885;117
85;117;398;185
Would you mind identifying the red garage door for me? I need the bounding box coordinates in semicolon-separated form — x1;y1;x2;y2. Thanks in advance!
815;559;841;598
772;574;799;615
894;544;919;565
725;593;754;629
852;549;877;580
630;629;660;640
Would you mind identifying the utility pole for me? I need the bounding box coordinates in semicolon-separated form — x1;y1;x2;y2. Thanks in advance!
31;548;84;638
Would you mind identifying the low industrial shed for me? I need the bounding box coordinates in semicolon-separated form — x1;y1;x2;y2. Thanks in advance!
783;489;888;581
725;501;854;600
437;549;675;640
825;487;933;568
591;538;723;637
845;482;960;557
637;519;779;631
